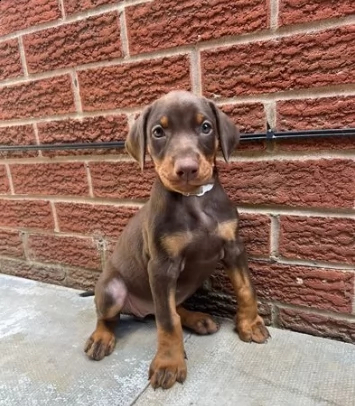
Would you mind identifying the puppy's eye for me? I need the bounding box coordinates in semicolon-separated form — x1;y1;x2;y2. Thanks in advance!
201;121;212;135
152;125;165;139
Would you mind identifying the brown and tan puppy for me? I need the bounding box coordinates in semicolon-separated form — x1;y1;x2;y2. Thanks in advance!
84;90;269;389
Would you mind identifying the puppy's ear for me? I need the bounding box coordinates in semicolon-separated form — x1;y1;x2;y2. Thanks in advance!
209;102;239;162
125;105;151;170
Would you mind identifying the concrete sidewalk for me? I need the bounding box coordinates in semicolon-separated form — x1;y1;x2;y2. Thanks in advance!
0;274;354;406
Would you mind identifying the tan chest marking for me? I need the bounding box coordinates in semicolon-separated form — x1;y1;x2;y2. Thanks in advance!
161;220;237;257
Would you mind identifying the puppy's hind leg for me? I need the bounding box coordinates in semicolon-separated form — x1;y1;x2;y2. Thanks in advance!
85;272;127;361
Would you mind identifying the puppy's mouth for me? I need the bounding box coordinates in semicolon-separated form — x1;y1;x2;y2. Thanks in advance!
159;172;214;195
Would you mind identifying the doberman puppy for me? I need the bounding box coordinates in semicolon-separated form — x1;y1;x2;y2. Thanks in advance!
84;90;269;389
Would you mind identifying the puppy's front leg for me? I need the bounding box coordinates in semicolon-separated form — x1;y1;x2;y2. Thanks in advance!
148;258;187;390
223;238;270;343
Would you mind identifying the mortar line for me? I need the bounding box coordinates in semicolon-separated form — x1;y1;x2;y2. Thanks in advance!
32;123;43;157
190;49;202;95
17;36;29;77
272;301;355;321
119;6;130;57
58;0;66;19
4;164;15;195
85;161;94;198
71;70;83;113
269;0;279;31
269;214;280;259
50;201;60;232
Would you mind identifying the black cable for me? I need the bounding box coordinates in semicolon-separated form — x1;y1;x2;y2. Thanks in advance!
0;125;354;152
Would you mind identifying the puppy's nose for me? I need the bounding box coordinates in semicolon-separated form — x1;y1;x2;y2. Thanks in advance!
175;158;199;180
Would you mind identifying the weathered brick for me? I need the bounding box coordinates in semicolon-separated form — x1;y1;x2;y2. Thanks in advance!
0;199;54;230
0;39;22;81
126;0;268;54
185;286;272;324
28;234;101;270
64;0;119;15
239;213;270;256
64;267;100;290
78;55;191;111
90;161;154;199
280;216;355;264
202;26;355;98
0;0;61;36
211;261;354;313
0;125;38;158
218;158;355;209
10;162;89;196
0;229;24;258
280;0;355;26
24;13;122;74
0;257;66;285
278;308;355;343
56;202;139;237
0;165;10;194
220;103;267;152
278;97;355;131
37;115;128;157
0;75;75;121
220;103;266;134
276;96;355;151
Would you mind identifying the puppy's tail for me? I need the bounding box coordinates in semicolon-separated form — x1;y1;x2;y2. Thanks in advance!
79;290;95;297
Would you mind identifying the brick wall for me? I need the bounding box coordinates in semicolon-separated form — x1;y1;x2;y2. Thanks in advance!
0;0;354;342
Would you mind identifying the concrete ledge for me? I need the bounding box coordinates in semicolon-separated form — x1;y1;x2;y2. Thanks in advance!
0;274;354;406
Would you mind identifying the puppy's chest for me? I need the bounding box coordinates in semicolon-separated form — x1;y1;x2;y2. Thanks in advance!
161;212;236;261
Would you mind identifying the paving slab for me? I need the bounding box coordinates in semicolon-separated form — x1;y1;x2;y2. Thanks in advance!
0;274;354;406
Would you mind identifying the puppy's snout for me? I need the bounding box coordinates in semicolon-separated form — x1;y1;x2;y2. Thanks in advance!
174;157;199;181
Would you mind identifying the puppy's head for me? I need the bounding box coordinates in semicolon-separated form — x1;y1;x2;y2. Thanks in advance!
125;91;239;194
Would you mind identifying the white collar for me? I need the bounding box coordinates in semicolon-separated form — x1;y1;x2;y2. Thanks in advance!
181;183;214;197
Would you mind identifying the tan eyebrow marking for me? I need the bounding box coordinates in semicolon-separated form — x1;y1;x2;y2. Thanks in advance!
196;113;204;125
160;116;169;128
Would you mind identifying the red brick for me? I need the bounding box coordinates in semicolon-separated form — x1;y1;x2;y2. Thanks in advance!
0;199;54;230
78;55;191;111
218;158;355;209
0;0;61;36
202;26;355;98
278;308;355;343
0;125;38;158
126;0;268;54
10;163;89;197
90;161;154;199
278;97;355;131
0;75;75;121
185;287;272;323
64;0;119;15
280;0;355;26
0;257;66;285
0;165;10;194
239;213;270;256
220;103;266;134
28;233;101;270
64;267;100;290
24;13;122;74
220;103;267;153
0;229;24;258
211;261;354;313
56;202;139;237
0;39;22;81
37;115;128;157
280;216;355;265
276;96;355;152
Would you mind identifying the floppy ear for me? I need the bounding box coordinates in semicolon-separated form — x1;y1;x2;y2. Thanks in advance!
125;105;151;170
209;102;240;162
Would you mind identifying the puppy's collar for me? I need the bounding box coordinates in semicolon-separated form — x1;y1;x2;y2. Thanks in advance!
182;183;214;197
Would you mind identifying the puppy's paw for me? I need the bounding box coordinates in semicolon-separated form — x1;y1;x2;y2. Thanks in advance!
84;330;116;360
236;315;270;344
149;353;187;390
182;311;219;335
